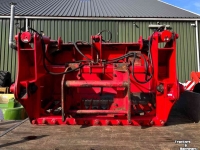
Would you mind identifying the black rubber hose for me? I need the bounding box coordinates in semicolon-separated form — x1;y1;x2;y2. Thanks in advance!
29;32;86;75
40;38;86;75
29;27;91;65
148;33;154;77
105;52;135;64
97;30;112;43
74;41;91;60
131;53;153;84
74;41;99;60
43;60;85;75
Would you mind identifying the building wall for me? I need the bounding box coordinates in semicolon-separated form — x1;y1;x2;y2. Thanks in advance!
0;18;25;81
28;19;119;42
0;19;198;82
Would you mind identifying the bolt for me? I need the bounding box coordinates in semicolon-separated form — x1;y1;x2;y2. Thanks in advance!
32;120;36;124
51;119;57;125
128;120;132;125
84;120;89;125
42;118;46;124
157;84;164;93
113;74;117;77
94;119;99;125
73;119;77;125
150;120;154;125
160;120;165;125
116;120;121;125
106;120;110;125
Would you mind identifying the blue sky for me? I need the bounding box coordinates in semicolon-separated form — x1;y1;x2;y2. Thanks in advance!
161;0;200;15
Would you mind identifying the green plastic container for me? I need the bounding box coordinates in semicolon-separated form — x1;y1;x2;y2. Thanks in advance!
0;97;27;120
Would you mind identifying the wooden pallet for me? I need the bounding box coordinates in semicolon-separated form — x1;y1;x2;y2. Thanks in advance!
0;87;9;94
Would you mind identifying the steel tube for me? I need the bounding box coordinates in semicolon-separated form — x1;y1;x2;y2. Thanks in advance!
9;2;17;49
26;18;28;31
68;110;127;114
127;83;131;123
195;20;200;72
61;67;70;122
65;80;128;87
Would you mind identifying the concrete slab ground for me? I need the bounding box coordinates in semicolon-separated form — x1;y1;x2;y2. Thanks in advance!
0;120;20;135
0;104;199;150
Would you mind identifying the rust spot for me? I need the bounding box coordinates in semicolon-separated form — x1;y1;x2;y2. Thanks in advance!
115;107;125;110
128;51;141;66
68;63;80;70
114;63;129;72
80;84;92;87
123;81;129;87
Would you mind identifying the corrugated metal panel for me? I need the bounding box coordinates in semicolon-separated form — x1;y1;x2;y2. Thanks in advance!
0;18;25;81
0;0;199;18
118;21;197;82
28;19;118;42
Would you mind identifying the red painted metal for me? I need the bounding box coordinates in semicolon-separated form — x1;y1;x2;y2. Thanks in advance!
190;71;200;83
20;32;32;43
181;71;200;91
11;28;180;126
158;30;172;42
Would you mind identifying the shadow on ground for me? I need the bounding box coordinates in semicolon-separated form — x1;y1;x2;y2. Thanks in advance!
166;92;197;126
0;135;48;148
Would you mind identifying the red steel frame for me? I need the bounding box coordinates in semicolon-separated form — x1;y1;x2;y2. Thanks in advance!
10;29;181;126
